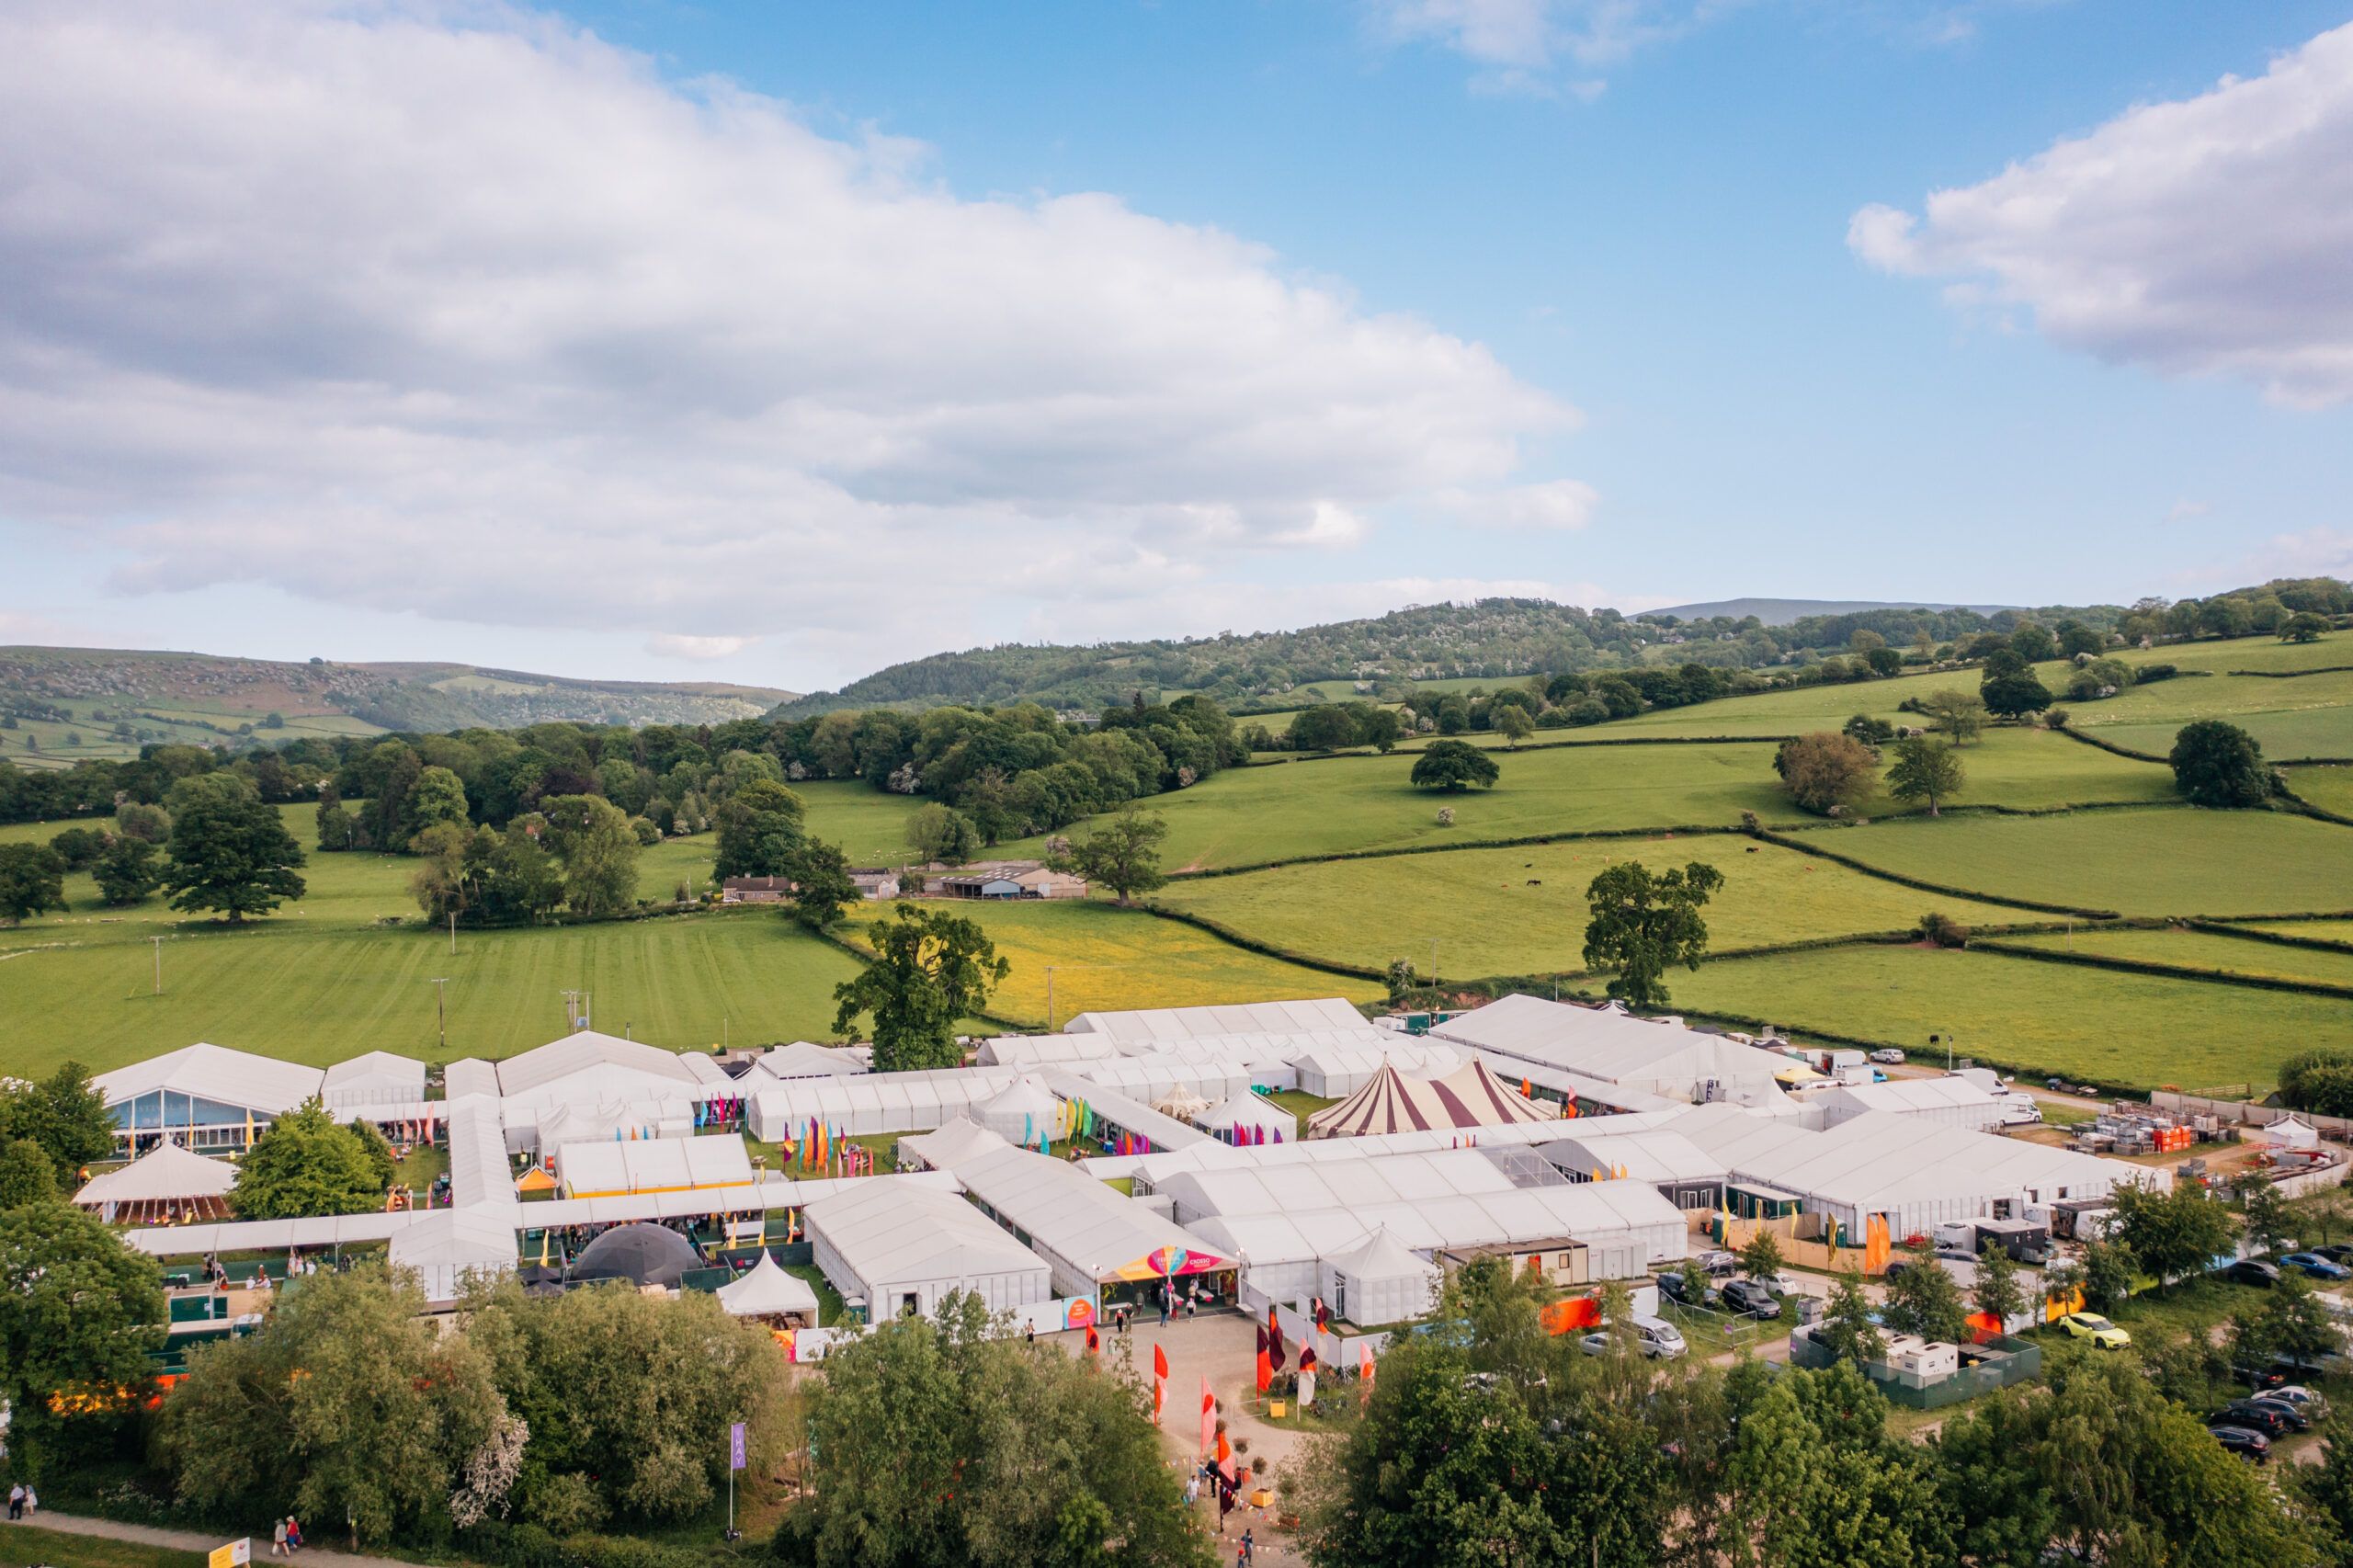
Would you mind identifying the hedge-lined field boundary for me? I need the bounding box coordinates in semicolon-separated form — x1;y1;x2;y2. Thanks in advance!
1239;731;1790;769
1131;902;1389;982
2052;725;2169;764
1166;823;1745;881
1749;828;2121;919
2188;918;2353;955
1970;937;2353;1003
2229;665;2353;679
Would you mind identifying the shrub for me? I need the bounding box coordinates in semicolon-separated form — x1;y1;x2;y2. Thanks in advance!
2042;708;2069;730
2135;663;2177;683
1916;912;1969;949
2169;720;2272;809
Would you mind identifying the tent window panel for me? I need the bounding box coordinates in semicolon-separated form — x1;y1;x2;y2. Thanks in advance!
112;1099;138;1130
192;1097;249;1127
162;1090;191;1126
133;1092;164;1130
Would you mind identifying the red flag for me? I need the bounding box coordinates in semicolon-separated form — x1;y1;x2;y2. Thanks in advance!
1267;1307;1287;1373
1154;1343;1169;1380
1360;1342;1376;1388
1085;1326;1100;1356
1153;1376;1165;1424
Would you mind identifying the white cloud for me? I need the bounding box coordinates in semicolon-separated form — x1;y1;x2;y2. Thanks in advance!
645;633;760;662
1437;479;1600;528
1376;0;1722;71
1850;21;2353;407
2165;498;2211;523
0;2;1582;682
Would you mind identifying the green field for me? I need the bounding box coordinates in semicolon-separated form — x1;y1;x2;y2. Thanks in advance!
1998;926;2353;989
0;1528;201;1568
2231;918;2353;946
1158;834;2027;980
840;898;1380;1028
1666;943;2353;1092
2289;766;2353;816
790;779;927;865
1798;806;2353;917
2085;708;2353;763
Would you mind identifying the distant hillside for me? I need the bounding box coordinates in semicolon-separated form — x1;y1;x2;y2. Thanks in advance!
1647;597;2021;626
773;594;2103;719
0;647;795;769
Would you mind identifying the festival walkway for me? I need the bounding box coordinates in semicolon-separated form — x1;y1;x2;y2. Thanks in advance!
6;1510;432;1568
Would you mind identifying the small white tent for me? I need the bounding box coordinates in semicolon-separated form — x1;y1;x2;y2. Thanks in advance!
975;1076;1063;1145
1193;1092;1298;1146
73;1142;237;1222
389;1209;519;1306
715;1251;822;1325
1317;1226;1441;1327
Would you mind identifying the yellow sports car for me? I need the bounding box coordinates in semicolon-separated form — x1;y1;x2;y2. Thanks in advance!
2059;1312;2131;1349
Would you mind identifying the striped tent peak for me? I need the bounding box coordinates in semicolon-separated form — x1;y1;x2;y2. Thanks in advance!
1426;1059;1553;1127
1306;1062;1447;1139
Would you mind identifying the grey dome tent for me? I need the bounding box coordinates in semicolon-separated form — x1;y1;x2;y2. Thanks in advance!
566;1222;702;1289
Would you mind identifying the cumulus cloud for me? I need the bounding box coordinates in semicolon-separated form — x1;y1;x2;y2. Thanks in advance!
1850;21;2353;407
1375;0;1721;76
0;2;1581;677
645;634;761;662
1436;479;1600;529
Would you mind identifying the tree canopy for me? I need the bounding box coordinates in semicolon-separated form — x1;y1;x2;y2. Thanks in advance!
1885;736;1965;815
2169;719;2272;808
1581;860;1724;1009
1066;804;1168;906
1774;731;1876;814
231;1098;391;1219
0;1062;117;1178
1408;738;1500;792
833;903;1010;1071
0;843;68;925
714;778;809;880
160;772;308;921
0;1201;166;1475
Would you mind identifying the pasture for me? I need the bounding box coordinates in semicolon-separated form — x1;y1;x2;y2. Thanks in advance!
1998;926;2353;990
836;898;1381;1028
2289;766;2353;816
1155;834;2024;980
1798;807;2353;918
1665;943;2353;1093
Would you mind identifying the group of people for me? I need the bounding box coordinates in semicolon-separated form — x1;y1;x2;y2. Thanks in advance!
6;1483;38;1520
1185;1464;1257;1558
270;1516;305;1554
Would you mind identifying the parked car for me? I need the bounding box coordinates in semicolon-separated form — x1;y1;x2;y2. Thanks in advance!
2212;1401;2295;1438
2268;1384;2330;1419
1935;1246;1979;1264
2209;1424;2272;1462
2246;1396;2313;1432
1869;1049;1905;1064
1720;1280;1781;1319
1696;1250;1739;1278
2056;1312;2131;1350
2230;1359;2292;1391
1657;1271;1715;1308
1632;1318;1687;1358
2280;1252;2353;1281
2218;1259;2281;1288
1764;1271;1805;1299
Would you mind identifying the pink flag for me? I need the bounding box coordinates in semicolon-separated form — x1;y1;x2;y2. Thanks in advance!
1199;1375;1216;1457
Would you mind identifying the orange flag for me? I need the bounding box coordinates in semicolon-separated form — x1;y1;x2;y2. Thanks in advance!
1154;1343;1170;1380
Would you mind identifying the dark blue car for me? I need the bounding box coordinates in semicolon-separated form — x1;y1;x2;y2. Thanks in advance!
2280;1252;2353;1281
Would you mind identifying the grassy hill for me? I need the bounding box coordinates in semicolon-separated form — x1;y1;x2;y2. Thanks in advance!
0;646;796;770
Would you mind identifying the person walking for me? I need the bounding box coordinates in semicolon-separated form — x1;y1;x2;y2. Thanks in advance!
21;1488;35;1520
1159;1288;1171;1329
9;1483;24;1520
284;1517;301;1551
1184;1469;1201;1509
1242;1527;1255;1563
271;1520;289;1557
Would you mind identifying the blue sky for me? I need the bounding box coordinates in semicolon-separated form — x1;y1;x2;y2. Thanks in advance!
3;1;2349;690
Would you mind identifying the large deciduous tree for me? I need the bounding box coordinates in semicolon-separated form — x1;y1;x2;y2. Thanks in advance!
1773;732;1876;814
0;843;68;925
714;778;809;880
783;838;859;930
230;1099;390;1219
2108;1179;2235;1290
2168;719;2272;808
160;772;307;921
1067;804;1168;906
161;1268;517;1547
833;903;1010;1072
1880;1251;1969;1344
904;801;982;865
92;835;164;905
403;764;472;845
1918;689;1986;744
1979;672;2053;721
0;1201;166;1475
540;793;639;915
1408;738;1500;792
1581;860;1724;1010
0;1062;117;1178
1885;736;1965;816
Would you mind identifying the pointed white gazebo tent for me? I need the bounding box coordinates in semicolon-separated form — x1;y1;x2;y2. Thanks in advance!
1317;1225;1442;1327
974;1076;1063;1145
715;1250;822;1326
1192;1091;1298;1146
74;1142;237;1223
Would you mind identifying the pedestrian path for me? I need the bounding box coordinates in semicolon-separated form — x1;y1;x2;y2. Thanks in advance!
6;1511;431;1568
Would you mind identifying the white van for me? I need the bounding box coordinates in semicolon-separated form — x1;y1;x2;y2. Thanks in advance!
1631;1316;1688;1359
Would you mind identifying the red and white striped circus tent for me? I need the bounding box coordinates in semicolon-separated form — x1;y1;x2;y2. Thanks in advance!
1306;1059;1553;1140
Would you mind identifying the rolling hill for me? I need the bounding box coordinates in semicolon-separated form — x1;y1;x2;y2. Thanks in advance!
0;646;796;768
1646;597;2022;626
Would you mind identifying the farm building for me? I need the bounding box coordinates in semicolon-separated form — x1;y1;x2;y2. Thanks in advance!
1431;994;1786;1105
848;869;902;899
804;1178;1054;1321
714;1251;822;1326
388;1209;518;1307
1062;996;1368;1043
93;1042;326;1153
949;1145;1234;1309
720;876;794;903
73;1141;236;1223
1814;1077;2006;1131
1540;1128;1729;1211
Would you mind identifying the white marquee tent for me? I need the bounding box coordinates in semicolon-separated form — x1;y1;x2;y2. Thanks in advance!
714;1251;822;1324
320;1051;428;1111
975;1076;1064;1144
555;1136;756;1198
1193;1092;1298;1145
1318;1226;1442;1327
73;1142;236;1221
1062;997;1367;1043
1814;1077;2006;1131
389;1209;519;1306
804;1178;1054;1319
748;1067;1017;1142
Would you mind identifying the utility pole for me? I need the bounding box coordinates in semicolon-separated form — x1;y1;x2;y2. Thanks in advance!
1428;939;1440;991
449;910;457;956
561;989;591;1033
427;977;449;1053
1044;966;1056;1032
152;935;163;995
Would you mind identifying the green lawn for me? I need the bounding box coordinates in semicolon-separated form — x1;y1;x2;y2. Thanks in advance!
2000;925;2353;989
839;899;1381;1028
790;779;927;866
1666;943;2353;1091
0;906;871;1075
0;1527;202;1568
1798;806;2353;917
1158;834;2027;981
